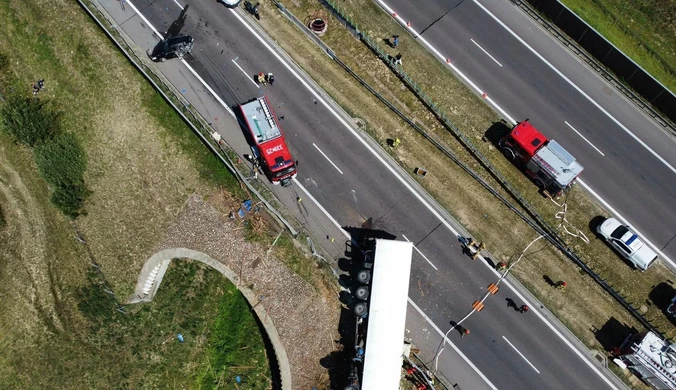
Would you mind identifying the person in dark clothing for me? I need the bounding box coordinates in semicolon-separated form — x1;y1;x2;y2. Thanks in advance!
266;73;274;86
520;305;529;313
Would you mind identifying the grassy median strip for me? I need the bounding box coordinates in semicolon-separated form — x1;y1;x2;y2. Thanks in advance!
257;1;672;384
560;0;676;93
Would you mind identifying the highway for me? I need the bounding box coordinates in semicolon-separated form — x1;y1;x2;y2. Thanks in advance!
381;0;676;264
97;0;625;388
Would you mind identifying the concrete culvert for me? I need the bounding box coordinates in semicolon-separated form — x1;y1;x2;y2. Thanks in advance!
308;18;327;36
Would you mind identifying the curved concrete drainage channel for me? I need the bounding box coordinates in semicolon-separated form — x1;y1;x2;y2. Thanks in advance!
128;248;291;389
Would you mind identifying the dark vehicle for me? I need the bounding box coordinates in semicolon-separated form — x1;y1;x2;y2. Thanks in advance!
244;1;260;20
149;35;194;62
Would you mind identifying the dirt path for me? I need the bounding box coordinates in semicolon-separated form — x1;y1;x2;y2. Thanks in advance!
0;151;61;336
128;194;340;390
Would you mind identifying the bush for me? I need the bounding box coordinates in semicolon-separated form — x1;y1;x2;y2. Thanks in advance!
0;94;60;147
34;132;90;217
0;204;5;228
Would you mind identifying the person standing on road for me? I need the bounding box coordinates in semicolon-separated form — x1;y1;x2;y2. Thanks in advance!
266;73;274;86
519;304;529;314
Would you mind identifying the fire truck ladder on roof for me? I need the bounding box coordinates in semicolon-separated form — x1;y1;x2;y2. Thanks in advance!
631;344;676;387
258;97;276;129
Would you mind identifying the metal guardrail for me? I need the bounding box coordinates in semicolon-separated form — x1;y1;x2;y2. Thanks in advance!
77;0;299;239
514;0;676;134
321;0;665;338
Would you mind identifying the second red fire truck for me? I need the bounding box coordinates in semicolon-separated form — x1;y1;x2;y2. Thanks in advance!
239;96;297;187
499;119;583;197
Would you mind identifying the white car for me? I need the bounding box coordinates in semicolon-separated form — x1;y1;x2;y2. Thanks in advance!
596;217;658;271
219;0;242;8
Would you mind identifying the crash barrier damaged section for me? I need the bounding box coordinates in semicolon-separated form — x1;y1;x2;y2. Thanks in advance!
517;0;676;129
77;0;298;238
318;0;664;338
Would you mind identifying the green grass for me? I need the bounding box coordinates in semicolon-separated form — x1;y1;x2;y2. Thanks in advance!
13;260;271;389
560;0;676;92
0;1;276;387
143;91;244;193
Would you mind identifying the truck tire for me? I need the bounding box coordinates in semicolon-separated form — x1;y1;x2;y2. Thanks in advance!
356;269;371;285
353;302;368;317
502;147;516;161
354;286;370;301
533;178;545;189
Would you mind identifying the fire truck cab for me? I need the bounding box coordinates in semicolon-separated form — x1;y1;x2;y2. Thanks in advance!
239;97;297;187
499;120;583;197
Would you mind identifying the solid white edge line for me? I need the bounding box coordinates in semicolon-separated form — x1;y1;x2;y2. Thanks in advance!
471;0;676;176
490;269;619;389
126;1;235;118
229;8;465;239
375;0;515;125
232;59;260;88
126;1;164;39
231;6;618;389
564;121;605;156
181;59;236;118
402;234;439;270
292;177;349;238
381;0;675;269
172;0;184;11
128;3;615;388
471;38;503;67
577;179;674;269
409;298;499;390
502;336;541;374
312;143;344;174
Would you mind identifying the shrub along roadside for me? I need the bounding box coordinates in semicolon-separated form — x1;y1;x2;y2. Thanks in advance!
34;132;91;218
0;91;89;218
0;94;60;147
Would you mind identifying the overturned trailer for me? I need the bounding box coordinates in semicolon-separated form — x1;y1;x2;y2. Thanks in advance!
346;238;413;390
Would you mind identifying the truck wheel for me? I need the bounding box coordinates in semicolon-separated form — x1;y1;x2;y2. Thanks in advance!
356;269;371;285
502;148;516;161
353;302;368;317
533;178;545;189
355;286;370;301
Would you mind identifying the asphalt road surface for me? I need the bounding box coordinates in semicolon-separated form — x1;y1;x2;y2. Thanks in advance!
99;0;626;388
382;0;676;264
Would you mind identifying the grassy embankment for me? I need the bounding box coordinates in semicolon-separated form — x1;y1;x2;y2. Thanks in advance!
252;1;672;386
0;0;286;387
560;0;676;93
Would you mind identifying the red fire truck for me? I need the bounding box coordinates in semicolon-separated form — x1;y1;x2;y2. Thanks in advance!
499;119;583;197
239;96;297;187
